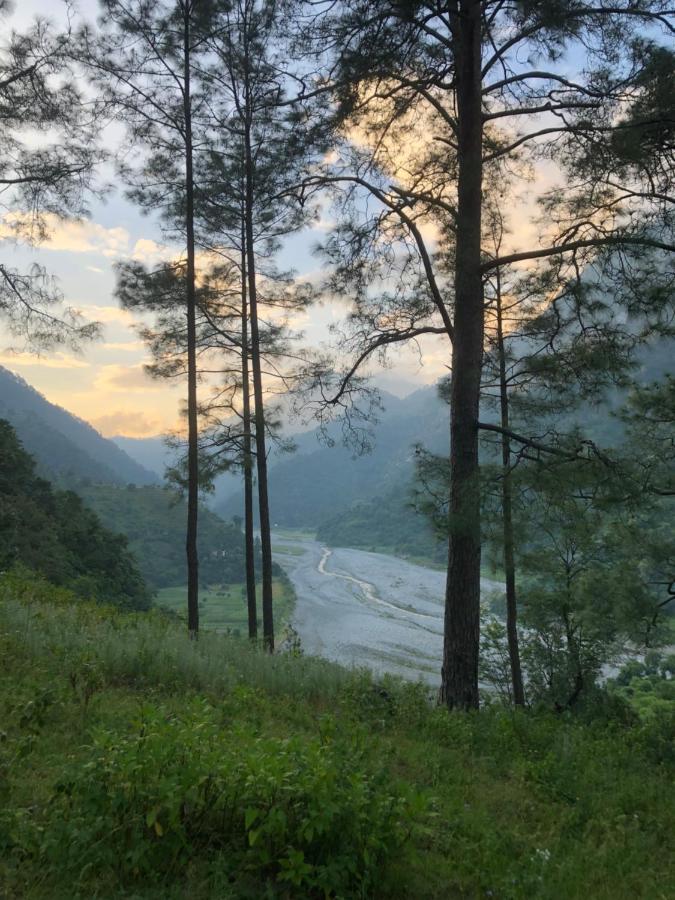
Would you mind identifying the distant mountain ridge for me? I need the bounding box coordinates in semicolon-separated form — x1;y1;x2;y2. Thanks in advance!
218;385;450;527
218;335;673;548
0;367;158;487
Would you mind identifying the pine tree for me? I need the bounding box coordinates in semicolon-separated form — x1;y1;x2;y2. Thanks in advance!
295;0;674;708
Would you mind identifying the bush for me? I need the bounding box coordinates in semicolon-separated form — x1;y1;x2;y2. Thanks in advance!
36;700;414;897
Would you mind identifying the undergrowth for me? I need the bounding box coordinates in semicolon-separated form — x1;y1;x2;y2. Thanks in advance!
1;571;673;898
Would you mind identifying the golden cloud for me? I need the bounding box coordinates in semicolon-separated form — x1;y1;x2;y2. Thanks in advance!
92;409;163;438
76;305;135;325
0;212;131;257
94;363;166;393
0;351;90;369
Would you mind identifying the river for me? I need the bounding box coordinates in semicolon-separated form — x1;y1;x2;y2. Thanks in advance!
273;535;504;685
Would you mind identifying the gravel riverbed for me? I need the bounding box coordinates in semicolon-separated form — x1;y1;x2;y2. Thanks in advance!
274;535;504;685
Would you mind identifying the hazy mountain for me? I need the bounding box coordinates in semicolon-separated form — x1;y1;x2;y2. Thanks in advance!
0;367;158;487
218;385;449;527
112;435;168;478
219;334;673;549
114;434;243;509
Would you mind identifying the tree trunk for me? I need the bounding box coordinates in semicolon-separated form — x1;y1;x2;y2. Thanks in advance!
440;0;484;710
495;267;525;706
241;217;257;641
243;37;274;652
183;7;199;639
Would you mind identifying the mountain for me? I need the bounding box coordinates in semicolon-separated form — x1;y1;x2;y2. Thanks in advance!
111;435;168;477
114;434;243;508
0;419;152;610
217;386;450;528
0;367;158;487
219;335;673;556
77;483;266;590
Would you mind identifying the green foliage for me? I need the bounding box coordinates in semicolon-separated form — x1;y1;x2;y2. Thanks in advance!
78;483;269;590
610;651;675;724
0;420;151;610
156;576;295;634
0;583;674;898
38;703;408;895
317;485;445;564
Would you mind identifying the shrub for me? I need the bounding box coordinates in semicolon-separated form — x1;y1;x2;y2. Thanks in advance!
37;701;414;897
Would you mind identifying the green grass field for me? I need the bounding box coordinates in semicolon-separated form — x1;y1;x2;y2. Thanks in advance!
1;573;674;899
156;579;295;634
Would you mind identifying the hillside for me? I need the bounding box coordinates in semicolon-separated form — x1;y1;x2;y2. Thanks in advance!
218;386;450;527
316;484;446;564
0;421;151;610
77;483;266;589
1;576;673;898
0;367;158;487
232;337;673;558
114;433;243;509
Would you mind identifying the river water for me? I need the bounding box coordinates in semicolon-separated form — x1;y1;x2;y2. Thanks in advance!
274;535;504;685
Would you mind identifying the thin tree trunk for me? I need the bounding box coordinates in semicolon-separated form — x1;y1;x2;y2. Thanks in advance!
243;29;274;652
440;0;484;710
241;213;257;641
495;267;525;706
183;5;199;639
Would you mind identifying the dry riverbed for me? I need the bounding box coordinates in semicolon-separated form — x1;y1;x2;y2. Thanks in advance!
274;534;504;685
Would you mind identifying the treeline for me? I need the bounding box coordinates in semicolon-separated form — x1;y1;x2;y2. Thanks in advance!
0;421;151;610
78;483;268;590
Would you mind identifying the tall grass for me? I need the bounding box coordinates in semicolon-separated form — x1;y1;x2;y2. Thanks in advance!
0;574;379;704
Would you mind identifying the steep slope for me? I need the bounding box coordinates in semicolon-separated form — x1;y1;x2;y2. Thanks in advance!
114;434;243;508
218;386;449;527
78;483;264;589
0;420;152;610
0;367;158;486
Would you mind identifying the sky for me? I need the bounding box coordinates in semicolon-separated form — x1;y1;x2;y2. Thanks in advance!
1;0;464;438
1;0;567;439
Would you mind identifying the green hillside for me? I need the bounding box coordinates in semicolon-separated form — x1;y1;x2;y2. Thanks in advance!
1;577;673;898
77;483;267;589
0;421;151;611
0;367;158;487
316;486;446;564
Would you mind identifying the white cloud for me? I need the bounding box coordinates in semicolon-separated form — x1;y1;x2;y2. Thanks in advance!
76;305;135;325
0;350;90;369
103;340;146;352
132;238;177;265
0;212;131;257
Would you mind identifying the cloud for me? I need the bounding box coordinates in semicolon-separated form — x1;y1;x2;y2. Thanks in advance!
0;351;90;369
0;212;131;257
132;238;177;265
103;340;145;352
76;305;135;325
91;409;163;438
95;363;166;393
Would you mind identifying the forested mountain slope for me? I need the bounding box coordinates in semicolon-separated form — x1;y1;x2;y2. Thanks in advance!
226;338;673;555
78;483;262;589
0;420;151;609
0;367;158;487
219;387;450;527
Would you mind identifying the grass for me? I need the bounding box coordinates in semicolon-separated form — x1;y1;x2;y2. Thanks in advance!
156;578;295;635
1;572;674;899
